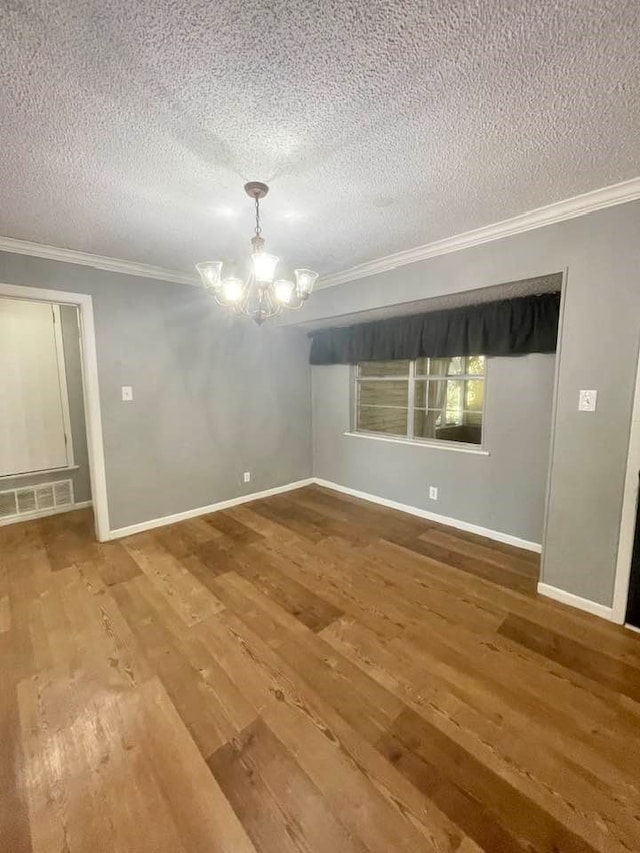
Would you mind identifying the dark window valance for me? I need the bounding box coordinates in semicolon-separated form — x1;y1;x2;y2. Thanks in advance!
309;292;561;365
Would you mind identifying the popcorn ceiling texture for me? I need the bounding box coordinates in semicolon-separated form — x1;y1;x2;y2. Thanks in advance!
1;1;639;278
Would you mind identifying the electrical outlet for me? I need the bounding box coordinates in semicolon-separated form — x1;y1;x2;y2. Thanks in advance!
429;486;438;500
243;471;251;484
578;389;597;412
121;385;133;401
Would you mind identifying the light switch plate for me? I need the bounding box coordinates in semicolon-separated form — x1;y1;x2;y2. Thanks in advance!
578;389;597;412
121;385;133;402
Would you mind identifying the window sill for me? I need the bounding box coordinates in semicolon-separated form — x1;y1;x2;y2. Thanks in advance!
0;464;80;482
343;432;490;456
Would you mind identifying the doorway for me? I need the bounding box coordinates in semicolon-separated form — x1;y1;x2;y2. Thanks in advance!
0;283;109;541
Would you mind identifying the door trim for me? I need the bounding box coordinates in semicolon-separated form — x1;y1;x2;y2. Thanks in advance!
611;339;640;623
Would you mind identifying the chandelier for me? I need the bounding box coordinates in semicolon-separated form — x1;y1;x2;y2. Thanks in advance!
195;181;319;324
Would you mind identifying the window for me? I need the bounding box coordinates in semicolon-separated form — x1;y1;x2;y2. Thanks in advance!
355;355;485;446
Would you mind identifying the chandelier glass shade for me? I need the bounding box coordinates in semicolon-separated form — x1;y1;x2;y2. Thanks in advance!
196;182;318;324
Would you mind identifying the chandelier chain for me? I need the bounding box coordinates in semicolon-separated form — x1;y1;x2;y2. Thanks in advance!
254;197;261;237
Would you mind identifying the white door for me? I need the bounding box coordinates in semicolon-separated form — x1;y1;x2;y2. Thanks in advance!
0;298;70;476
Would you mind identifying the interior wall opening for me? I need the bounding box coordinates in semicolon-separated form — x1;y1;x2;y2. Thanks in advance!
0;296;93;526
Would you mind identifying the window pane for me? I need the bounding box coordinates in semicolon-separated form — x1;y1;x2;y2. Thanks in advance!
464;411;482;425
466;355;485;375
415;378;450;409
446;379;464;414
464;379;484;410
358;405;407;435
414;410;442;438
415;380;427;408
358;360;409;377
415;355;485;376
436;423;482;444
358;380;408;407
415;357;456;377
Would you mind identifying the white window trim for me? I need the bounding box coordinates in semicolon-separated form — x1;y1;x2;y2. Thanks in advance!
343;430;490;455
0;464;80;482
353;356;488;451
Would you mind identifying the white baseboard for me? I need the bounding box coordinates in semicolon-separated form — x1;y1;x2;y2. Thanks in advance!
312;478;542;553
537;582;614;621
0;500;93;528
108;479;316;540
106;475;622;626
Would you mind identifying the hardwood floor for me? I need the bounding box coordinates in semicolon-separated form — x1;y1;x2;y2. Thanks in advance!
2;485;640;852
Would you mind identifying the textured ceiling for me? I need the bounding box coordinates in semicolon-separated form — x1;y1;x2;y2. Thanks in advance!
1;1;639;280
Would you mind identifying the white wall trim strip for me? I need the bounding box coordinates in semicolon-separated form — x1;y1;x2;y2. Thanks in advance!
313;478;541;552
0;500;92;528
537;582;614;621
109;479;316;539
107;476;618;624
318;177;640;289
110;475;541;551
0;235;198;286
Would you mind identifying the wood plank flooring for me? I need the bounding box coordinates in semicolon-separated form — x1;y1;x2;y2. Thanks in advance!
2;484;640;852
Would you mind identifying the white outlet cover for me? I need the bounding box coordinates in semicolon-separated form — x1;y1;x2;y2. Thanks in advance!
429;486;438;500
243;472;251;483
121;385;133;401
578;389;597;412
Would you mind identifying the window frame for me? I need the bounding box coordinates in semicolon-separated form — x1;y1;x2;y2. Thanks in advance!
353;356;487;450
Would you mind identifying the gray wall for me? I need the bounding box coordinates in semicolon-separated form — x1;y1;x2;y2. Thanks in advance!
0;253;313;531
313;354;556;544
299;201;640;607
0;303;92;503
2;199;639;607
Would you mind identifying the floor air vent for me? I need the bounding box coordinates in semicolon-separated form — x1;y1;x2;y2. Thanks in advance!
16;488;38;513
0;478;75;522
0;491;18;519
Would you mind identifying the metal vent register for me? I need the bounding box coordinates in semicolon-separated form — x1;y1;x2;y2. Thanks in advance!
0;478;74;520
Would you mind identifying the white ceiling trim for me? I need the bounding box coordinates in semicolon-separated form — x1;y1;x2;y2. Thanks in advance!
318;176;640;290
0;235;199;286
0;176;638;290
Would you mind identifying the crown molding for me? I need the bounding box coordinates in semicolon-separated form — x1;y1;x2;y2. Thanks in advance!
0;235;199;286
318;176;640;290
1;176;639;290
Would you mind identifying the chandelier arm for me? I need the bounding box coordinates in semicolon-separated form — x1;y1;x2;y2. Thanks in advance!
256;285;280;321
262;286;279;321
284;298;307;311
280;286;306;311
240;273;253;315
